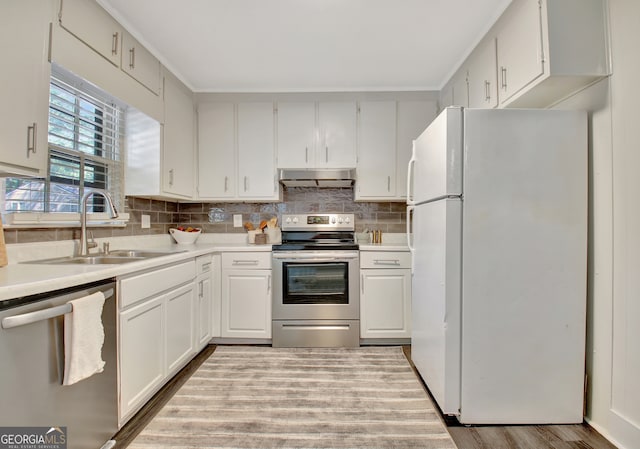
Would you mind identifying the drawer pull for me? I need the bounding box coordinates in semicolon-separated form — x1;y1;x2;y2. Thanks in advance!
232;260;259;266
373;259;401;265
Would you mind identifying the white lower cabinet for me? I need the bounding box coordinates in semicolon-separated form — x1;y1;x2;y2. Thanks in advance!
195;254;213;349
118;259;196;426
360;251;412;340
165;283;196;375
119;296;164;423
221;252;272;339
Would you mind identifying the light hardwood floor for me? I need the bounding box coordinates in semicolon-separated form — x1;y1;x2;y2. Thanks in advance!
113;345;618;449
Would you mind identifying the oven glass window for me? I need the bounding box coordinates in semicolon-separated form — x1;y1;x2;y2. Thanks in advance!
283;262;348;304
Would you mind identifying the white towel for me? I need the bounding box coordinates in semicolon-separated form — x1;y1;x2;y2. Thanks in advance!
63;291;106;386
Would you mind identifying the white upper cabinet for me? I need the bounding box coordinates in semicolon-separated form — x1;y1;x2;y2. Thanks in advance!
125;73;194;200
356;100;436;202
496;0;609;107
356;101;397;200
163;74;195;198
468;38;498;108
198;102;279;201
121;31;162;95
496;0;545;105
442;0;609;109
0;0;51;176
276;101;357;169
58;0;162;101
237;102;278;199
276;102;316;169
197;102;236;199
59;0;123;67
317;102;357;168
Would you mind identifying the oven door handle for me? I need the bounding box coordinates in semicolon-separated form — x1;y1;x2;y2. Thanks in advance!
272;257;357;263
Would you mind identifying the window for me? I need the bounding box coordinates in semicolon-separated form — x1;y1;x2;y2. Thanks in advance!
3;69;124;216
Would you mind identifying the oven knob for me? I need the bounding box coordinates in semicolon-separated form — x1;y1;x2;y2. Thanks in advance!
338;217;343;224
331;217;336;224
345;217;351;224
285;217;291;224
292;217;298;223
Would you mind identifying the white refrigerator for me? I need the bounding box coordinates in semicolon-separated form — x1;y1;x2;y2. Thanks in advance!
407;107;587;424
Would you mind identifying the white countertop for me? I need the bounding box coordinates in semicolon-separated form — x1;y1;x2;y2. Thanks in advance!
0;234;271;303
357;233;409;252
0;232;409;303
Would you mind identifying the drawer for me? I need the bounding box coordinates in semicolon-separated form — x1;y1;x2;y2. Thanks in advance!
222;252;271;270
119;260;196;309
360;251;411;269
196;254;213;275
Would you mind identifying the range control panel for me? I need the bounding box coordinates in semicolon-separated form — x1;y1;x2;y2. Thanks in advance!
281;214;355;231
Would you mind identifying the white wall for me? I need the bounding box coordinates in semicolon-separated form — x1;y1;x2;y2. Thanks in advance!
553;1;640;448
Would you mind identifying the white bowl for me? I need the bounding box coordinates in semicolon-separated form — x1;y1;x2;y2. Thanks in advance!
170;228;201;245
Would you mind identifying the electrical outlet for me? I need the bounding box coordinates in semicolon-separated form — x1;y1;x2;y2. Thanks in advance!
141;214;151;229
233;214;243;227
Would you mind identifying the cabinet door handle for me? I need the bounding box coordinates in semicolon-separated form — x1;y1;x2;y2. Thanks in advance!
361;273;365;294
267;275;272;294
112;32;119;55
485;80;491;101
201;262;212;272
500;67;507;90
325;146;329;163
224;176;228;192
305;147;308;163
169;169;174;186
244;176;249;192
387;176;391;192
27;122;37;156
129;47;135;69
199;280;203;297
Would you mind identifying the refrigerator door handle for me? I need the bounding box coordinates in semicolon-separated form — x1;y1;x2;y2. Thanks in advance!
406;142;417;206
406;205;415;273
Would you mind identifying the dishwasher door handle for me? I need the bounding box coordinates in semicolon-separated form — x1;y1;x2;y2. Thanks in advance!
1;288;114;330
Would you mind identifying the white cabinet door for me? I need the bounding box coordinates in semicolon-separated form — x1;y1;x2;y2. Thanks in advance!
221;269;272;339
396;101;437;199
360;268;411;339
119;296;165;421
356;101;397;199
197;102;236;198
468;38;499;109
163;75;195;198
0;0;51;176
165;283;196;375
196;255;214;349
59;0;123;67
497;0;544;105
276;102;316;168
237;102;277;199
121;31;161;95
318;102;357;168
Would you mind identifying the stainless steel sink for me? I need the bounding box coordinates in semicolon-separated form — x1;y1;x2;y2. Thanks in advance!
24;250;178;265
106;249;176;258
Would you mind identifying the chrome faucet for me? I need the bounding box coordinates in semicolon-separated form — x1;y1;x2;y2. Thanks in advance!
79;190;118;256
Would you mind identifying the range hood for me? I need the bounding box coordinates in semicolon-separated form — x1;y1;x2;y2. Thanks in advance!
278;169;356;188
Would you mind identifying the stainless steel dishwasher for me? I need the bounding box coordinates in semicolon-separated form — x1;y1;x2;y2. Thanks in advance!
0;279;118;449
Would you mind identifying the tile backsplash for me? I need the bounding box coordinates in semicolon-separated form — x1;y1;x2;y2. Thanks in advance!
3;188;406;243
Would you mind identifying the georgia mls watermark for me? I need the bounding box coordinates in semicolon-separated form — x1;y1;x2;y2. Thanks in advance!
0;427;67;449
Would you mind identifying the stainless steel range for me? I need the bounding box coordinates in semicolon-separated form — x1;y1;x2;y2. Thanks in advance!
272;213;359;348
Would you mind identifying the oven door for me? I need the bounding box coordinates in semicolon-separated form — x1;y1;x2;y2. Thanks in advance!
272;251;359;320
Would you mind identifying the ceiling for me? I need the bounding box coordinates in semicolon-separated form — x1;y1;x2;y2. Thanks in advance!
98;0;512;93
